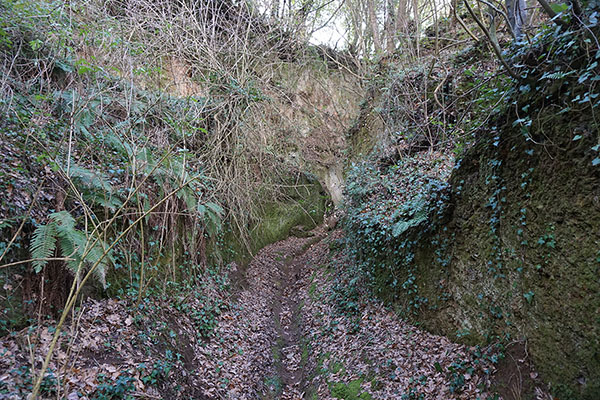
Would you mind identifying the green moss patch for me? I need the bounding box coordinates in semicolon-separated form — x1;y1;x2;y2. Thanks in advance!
330;379;373;400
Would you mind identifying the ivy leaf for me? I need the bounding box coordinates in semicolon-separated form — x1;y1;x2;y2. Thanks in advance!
392;221;410;237
29;39;43;52
55;58;74;73
550;2;568;14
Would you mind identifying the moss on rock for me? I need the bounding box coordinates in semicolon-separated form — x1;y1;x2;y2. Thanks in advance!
350;108;600;399
330;379;373;400
212;175;328;267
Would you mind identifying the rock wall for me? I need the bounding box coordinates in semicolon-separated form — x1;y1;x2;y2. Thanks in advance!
346;101;600;399
342;34;600;399
417;108;600;398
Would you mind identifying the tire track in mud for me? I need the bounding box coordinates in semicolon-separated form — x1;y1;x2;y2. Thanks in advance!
190;231;322;399
273;229;339;400
268;233;325;399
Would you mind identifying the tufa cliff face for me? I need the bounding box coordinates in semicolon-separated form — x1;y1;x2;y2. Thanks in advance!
342;27;600;399
346;97;600;399
429;106;600;399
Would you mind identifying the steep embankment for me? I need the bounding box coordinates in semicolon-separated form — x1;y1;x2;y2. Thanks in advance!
0;0;360;338
343;23;600;400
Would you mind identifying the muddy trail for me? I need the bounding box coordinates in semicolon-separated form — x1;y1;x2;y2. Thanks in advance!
227;226;503;399
0;226;531;399
267;234;326;399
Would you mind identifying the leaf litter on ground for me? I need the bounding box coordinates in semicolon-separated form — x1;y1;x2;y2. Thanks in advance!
0;225;547;399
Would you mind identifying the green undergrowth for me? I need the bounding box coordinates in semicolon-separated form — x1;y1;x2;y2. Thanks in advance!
0;0;228;331
0;0;333;335
125;265;229;339
0;360;173;399
343;154;453;314
97;269;229;398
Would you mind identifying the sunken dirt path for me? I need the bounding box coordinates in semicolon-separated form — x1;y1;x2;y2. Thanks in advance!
222;227;498;399
0;226;499;399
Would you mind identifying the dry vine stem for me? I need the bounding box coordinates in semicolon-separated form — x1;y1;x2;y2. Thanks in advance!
464;0;519;79
96;0;360;248
28;173;201;399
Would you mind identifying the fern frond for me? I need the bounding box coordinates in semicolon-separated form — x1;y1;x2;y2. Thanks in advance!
31;210;110;288
93;196;123;212
179;186;197;213
81;235;111;289
58;229;110;288
53;210;78;255
50;211;75;230
82;192;123;211
69;164;112;193
103;130;132;157
204;202;224;235
30;223;58;273
57;225;84;275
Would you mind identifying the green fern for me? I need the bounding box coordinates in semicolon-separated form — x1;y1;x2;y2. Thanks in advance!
54;219;111;288
82;192;123;212
200;201;224;235
102;130;133;158
391;197;428;238
53;213;83;274
178;186;197;213
136;148;222;237
84;237;111;288
31;223;58;273
68;164;112;193
50;211;75;230
68;164;123;211
29;211;111;288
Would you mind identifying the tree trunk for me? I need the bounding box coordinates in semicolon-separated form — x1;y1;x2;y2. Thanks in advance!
367;0;382;54
506;0;527;40
384;0;397;53
412;0;420;57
